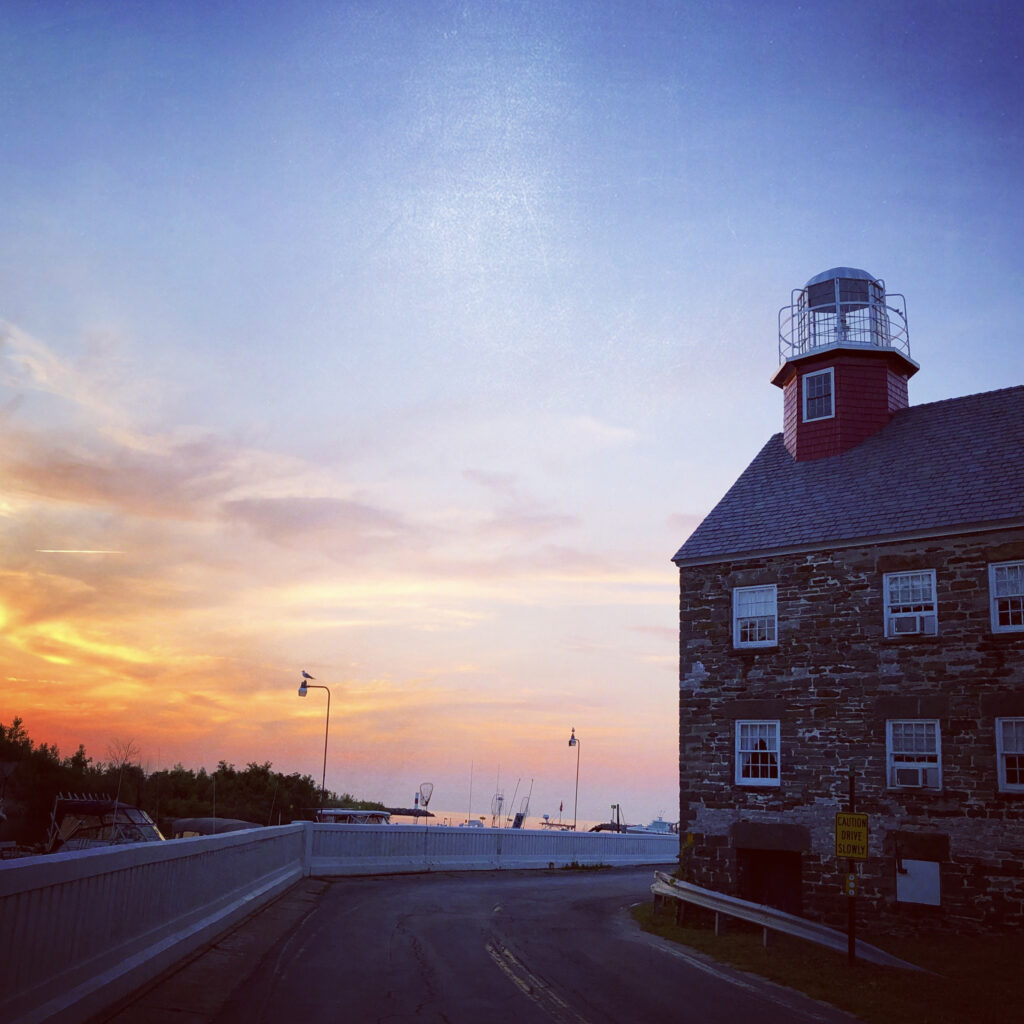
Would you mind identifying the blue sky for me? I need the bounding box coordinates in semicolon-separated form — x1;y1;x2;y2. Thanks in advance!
1;1;1021;823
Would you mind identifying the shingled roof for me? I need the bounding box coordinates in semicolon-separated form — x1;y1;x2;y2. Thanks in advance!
673;385;1024;565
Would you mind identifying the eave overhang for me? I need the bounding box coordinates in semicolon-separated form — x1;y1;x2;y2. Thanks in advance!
672;517;1024;569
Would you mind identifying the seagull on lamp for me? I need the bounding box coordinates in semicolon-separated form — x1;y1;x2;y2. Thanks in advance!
302;670;315;680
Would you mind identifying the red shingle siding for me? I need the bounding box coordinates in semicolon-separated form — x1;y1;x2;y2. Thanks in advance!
835;357;897;451
887;368;909;411
777;350;911;461
782;377;799;448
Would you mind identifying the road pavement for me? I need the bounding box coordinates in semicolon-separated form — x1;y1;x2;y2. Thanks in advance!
102;867;859;1024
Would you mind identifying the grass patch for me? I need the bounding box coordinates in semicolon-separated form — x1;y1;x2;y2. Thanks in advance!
633;902;1023;1024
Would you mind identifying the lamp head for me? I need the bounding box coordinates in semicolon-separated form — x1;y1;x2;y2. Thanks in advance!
298;684;307;697
568;727;577;747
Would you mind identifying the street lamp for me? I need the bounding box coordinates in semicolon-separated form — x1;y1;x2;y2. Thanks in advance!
297;671;331;807
568;727;581;831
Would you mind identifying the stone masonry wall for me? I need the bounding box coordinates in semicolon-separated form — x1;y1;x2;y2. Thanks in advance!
677;526;1024;933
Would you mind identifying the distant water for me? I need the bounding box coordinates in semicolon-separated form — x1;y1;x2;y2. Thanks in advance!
390;808;609;831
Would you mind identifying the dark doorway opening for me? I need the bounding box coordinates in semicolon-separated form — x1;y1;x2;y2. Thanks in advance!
736;848;803;915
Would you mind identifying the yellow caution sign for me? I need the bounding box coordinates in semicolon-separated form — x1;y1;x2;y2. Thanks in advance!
835;812;869;860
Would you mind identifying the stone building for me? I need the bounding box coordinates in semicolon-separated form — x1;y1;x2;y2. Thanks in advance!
672;267;1024;933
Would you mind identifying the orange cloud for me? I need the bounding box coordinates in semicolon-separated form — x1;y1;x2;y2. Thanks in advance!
0;321;678;819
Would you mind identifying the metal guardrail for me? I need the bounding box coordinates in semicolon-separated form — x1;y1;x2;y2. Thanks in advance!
651;871;925;972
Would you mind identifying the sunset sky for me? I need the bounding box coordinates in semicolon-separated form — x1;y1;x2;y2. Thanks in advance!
2;1;1022;824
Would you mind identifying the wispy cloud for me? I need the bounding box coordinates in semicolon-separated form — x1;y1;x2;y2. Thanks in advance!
0;318;675;816
1;428;251;519
35;549;124;554
463;467;518;498
222;496;420;554
565;414;638;446
0;320;157;444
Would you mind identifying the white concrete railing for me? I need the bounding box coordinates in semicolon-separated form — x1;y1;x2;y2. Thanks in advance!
0;824;305;1024
0;824;677;1024
309;823;679;875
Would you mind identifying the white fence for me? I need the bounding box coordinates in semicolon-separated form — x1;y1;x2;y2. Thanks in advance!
309;823;678;875
1;824;677;1024
0;824;305;1024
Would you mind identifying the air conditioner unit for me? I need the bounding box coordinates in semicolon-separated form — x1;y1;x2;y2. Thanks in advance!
893;764;939;788
889;613;937;636
894;766;925;787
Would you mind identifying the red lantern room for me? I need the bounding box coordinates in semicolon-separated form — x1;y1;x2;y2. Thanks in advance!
772;268;919;461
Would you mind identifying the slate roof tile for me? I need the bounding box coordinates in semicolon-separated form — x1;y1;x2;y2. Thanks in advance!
672;385;1024;564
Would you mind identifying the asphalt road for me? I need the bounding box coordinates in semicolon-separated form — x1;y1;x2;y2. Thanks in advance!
208;868;856;1024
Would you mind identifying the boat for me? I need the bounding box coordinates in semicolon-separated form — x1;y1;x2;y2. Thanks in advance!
314;808;392;824
625;815;677;835
539;814;574;831
46;793;165;853
385;806;434;821
588;803;628;833
170;817;262;838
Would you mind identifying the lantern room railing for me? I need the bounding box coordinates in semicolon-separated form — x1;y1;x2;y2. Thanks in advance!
779;279;909;364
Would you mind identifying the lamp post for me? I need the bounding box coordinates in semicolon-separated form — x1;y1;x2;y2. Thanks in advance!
568;727;581;831
298;671;331;807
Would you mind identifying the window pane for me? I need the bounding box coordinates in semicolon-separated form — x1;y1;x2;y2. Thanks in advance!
891;721;937;756
994;563;1024;598
1001;720;1024;789
804;370;832;419
739;616;775;643
734;586;777;646
997;597;1024;627
736;587;774;615
1002;719;1024;754
737;721;779;782
739;722;777;751
888;720;941;788
994;563;1024;630
887;571;936;613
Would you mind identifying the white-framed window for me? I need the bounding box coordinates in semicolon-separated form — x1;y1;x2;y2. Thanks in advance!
802;367;834;422
883;570;938;637
886;720;941;789
732;585;777;648
990;561;1024;633
996;718;1024;792
735;720;780;787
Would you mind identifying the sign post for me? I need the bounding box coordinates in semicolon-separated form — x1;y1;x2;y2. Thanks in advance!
836;769;868;965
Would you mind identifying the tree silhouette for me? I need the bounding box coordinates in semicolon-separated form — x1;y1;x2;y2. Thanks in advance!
0;718;385;848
